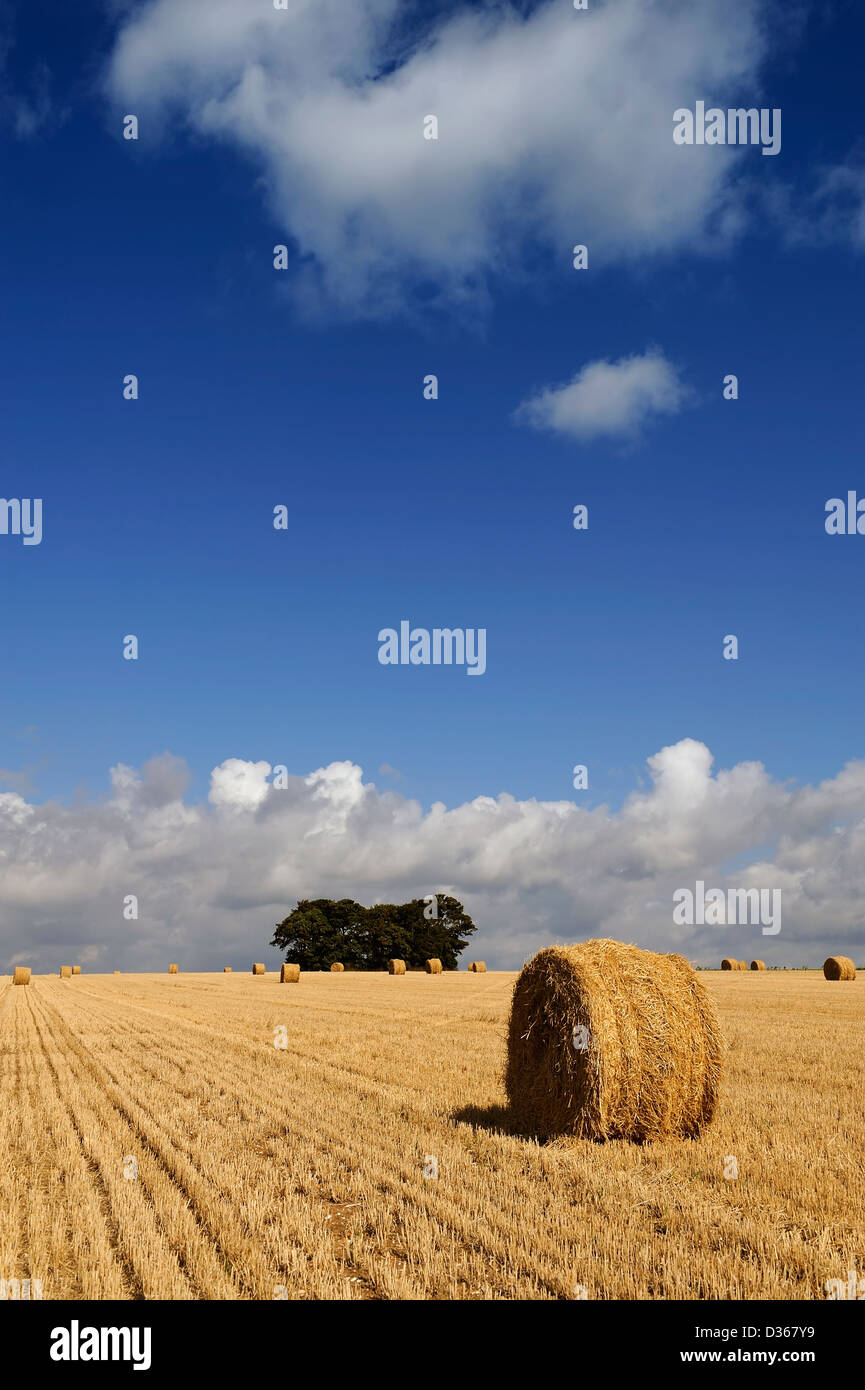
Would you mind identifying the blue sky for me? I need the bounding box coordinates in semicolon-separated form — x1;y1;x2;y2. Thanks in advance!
1;0;863;969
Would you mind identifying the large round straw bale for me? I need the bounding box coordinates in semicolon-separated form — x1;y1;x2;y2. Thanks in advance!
388;958;406;975
425;958;443;974
13;967;31;986
721;958;738;971
223;967;232;973
505;940;724;1142
113;971;121;975
72;966;81;974
60;966;72;978
469;961;487;972
750;960;766;971
252;962;266;975
168;963;178;974
823;955;856;981
280;963;300;983
330;962;345;972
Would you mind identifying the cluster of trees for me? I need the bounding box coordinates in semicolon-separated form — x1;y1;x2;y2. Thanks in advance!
270;897;476;971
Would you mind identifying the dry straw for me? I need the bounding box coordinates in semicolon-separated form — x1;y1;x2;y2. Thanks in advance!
13;967;31;986
505;939;724;1142
823;955;856;981
425;958;443;974
469;961;487;972
388;959;406;975
750;960;766;971
60;966;72;978
281;964;300;983
72;966;81;975
330;962;345;972
169;964;178;974
252;963;266;975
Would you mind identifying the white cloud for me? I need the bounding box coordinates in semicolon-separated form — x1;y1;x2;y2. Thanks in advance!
516;347;689;441
2;742;865;973
106;0;766;317
209;757;271;811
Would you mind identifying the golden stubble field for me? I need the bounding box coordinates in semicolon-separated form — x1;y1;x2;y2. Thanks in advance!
0;968;862;1300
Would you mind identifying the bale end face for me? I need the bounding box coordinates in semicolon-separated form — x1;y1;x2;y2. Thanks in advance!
388;959;406;975
223;967;232;973
252;963;266;975
506;939;724;1143
113;971;121;975
468;961;487;972
13;967;31;986
425;958;443;974
60;966;72;978
330;962;345;972
280;964;300;983
823;955;856;981
750;960;766;971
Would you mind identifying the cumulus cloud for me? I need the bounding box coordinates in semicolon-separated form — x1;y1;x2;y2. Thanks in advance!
106;0;767;316
2;741;864;973
516;348;689;441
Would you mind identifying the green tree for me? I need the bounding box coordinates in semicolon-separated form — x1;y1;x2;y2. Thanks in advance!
270;896;477;970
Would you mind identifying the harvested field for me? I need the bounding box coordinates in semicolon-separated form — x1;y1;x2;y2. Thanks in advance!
0;969;861;1300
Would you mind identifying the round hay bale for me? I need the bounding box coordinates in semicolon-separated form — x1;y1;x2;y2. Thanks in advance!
72;966;81;975
388;958;406;975
113;971;121;975
505;939;724;1142
60;966;72;979
13;967;31;986
168;964;178;974
252;962;266;975
823;955;856;981
223;967;232;973
721;958;736;971
330;962;345;972
425;958;443;974
280;963;300;983
750;960;766;971
468;961;487;973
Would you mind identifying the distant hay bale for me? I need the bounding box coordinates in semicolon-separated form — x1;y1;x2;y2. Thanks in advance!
505;939;724;1142
823;955;856;981
168;964;178;974
468;961;487;973
280;963;300;983
252;963;266;975
223;967;232;973
388;959;406;975
72;966;81;975
60;966;72;978
721;958;736;971
13;967;31;986
750;960;766;971
330;962;345;972
425;958;443;974
736;960;748;970
113;971;121;975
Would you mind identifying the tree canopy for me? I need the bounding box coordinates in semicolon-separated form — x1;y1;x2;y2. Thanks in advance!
270;896;476;971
